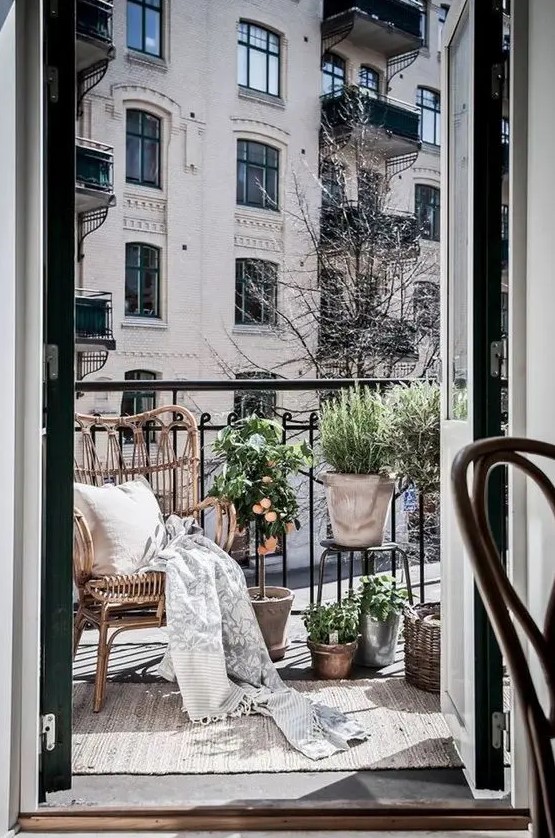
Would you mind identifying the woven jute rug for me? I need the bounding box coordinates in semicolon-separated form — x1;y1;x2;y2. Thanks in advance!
72;678;461;775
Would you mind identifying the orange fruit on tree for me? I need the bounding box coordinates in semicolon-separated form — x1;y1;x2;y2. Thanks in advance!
260;498;272;509
252;503;264;514
264;536;278;551
264;511;277;523
262;476;273;484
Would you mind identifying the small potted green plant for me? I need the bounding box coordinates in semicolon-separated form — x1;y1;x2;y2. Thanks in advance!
212;415;312;661
356;574;408;668
319;387;394;548
302;598;359;679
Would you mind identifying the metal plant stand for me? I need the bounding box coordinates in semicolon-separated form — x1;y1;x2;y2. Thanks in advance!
316;539;414;605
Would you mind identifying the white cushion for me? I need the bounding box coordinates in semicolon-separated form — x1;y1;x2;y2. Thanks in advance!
74;477;167;576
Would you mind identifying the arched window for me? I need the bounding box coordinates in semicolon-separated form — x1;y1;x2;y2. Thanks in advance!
121;370;157;418
235;259;277;326
237;21;280;96
322;52;345;97
126;110;161;187
234;371;276;419
415;184;440;241
236;140;279;210
125;243;160;317
358;65;379;95
416;87;441;145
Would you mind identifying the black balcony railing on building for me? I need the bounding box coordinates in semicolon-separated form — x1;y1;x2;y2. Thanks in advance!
322;0;422;40
76;0;114;45
76;138;114;193
75;289;116;349
76;378;439;606
321;203;420;251
322;87;420;143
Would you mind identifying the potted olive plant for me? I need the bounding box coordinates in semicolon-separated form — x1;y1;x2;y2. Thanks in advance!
303;598;359;679
212;415;312;661
319;387;394;548
356;574;408;668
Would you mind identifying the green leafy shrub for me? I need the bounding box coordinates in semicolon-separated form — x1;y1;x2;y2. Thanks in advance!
356;574;408;621
319;386;392;475
211;415;312;545
303;598;359;645
384;381;440;493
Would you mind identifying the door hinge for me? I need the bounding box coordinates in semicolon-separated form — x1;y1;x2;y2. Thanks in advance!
44;344;59;382
492;710;510;750
491;62;504;99
41;713;56;752
490;339;506;379
46;66;58;103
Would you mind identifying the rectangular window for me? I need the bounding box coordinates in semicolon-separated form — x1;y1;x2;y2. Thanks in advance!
235;259;277;326
420;2;428;47
127;0;162;58
237;22;280;97
417;87;441;146
437;4;449;51
237;140;279;210
234;372;276;419
415;184;440;241
126;110;161;187
121;370;156;417
125;243;160;317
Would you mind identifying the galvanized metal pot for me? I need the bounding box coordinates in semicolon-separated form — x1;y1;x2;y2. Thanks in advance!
249;586;294;662
307;639;358;679
357;612;401;668
321;473;395;548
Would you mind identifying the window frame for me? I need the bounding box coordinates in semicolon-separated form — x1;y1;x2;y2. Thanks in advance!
358;65;380;95
416;86;441;146
415;183;441;242
234;371;277;419
126;109;161;188
237;21;281;98
121;369;157;418
321;52;346;97
236;140;280;211
235;258;278;327
125;242;161;319
127;0;163;58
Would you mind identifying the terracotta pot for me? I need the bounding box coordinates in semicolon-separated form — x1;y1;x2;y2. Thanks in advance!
307;638;358;679
322;472;395;548
248;586;294;662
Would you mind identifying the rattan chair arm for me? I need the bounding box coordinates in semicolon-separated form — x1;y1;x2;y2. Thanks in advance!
85;571;166;604
189;496;237;553
73;507;94;588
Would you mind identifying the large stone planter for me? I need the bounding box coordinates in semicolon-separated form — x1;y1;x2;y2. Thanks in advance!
248;586;294;662
321;472;395;548
357;612;401;668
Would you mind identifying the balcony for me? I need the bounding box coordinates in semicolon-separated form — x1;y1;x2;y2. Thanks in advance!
322;0;422;59
75;289;116;352
76;0;115;72
321;202;420;255
322;87;421;158
75;138;116;214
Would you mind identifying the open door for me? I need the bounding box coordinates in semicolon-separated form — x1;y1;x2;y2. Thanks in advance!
440;0;506;791
40;0;75;796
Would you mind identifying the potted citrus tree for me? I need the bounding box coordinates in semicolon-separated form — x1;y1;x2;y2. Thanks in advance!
303;597;359;679
356;574;408;667
212;415;312;661
319;386;394;548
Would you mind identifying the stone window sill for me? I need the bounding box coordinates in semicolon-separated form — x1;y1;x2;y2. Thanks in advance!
121;318;168;329
238;87;285;110
126;50;168;72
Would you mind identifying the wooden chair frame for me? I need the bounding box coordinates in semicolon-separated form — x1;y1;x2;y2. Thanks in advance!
452;437;555;838
73;405;236;712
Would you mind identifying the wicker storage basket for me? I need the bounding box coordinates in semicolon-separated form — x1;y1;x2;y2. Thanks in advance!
404;602;441;693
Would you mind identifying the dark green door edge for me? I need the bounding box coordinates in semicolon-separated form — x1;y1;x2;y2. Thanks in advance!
471;0;505;791
40;0;75;796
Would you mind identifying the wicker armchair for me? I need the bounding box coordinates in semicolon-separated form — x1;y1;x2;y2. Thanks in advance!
73;405;236;712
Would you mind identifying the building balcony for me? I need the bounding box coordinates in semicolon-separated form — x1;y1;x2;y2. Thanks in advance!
75;138;116;214
75;289;116;352
321;202;420;254
76;0;115;72
322;0;422;59
321;87;421;158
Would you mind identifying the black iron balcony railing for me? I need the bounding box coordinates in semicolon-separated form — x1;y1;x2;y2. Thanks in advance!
321;202;420;250
75;378;440;606
323;0;422;40
75;289;115;349
322;87;420;144
76;0;114;46
76;138;114;194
